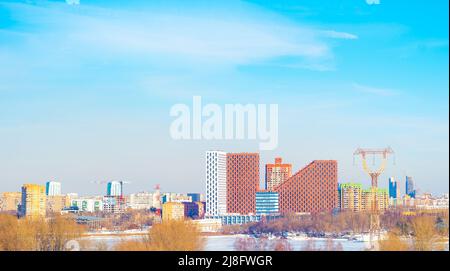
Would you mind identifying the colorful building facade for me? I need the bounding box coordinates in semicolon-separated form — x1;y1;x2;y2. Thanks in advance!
361;188;389;212
20;184;46;218
338;183;363;212
162;202;185;221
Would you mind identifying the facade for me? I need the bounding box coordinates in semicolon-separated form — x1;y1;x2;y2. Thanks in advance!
207;214;263;225
255;191;279;215
152;187;161;210
275;160;338;214
388;177;400;199
162;202;185;221
406;176;416;198
183;201;205;219
45;181;61;196
191;219;222;232
72;197;103;212
226;153;260;214
0;192;22;212
128;192;154;210
161;193;191;203
103;195;124;213
401;194;415;208
76;216;104;231
20;184;46;218
338;183;363;212
205;151;227;216
265;157;292;191
188;193;201;202
107;181;122;197
361;188;389;212
46;195;70;213
415;193;449;210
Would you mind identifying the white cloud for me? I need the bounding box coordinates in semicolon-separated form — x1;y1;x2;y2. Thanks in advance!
0;1;356;70
366;0;380;5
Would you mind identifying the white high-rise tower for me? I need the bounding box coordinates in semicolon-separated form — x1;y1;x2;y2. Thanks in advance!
46;181;61;196
206;151;227;216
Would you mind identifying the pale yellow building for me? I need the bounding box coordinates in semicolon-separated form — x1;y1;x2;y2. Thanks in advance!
0;192;22;212
362;188;389;212
338;183;363;212
21;184;46;218
162;202;184;221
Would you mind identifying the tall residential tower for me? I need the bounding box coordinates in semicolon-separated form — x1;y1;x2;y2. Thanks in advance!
20;184;46;218
45;181;61;196
205;151;227;216
265;157;292;191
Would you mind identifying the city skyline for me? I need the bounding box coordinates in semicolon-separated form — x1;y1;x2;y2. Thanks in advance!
0;0;448;195
0;152;443;199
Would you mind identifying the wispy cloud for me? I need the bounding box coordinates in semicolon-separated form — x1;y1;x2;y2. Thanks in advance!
320;30;358;40
0;1;357;70
352;83;399;96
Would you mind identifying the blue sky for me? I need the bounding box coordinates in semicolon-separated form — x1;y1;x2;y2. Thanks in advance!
0;0;448;195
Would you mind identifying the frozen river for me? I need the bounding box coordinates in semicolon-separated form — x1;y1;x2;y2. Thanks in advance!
79;234;370;251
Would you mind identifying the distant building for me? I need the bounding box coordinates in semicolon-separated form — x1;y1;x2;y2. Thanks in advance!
183;201;205;219
191;219;222;232
415;193;449;210
46;195;70;214
162;202;184;221
153;186;161;210
362;188;389;212
275;160;338;214
188;193;201;202
265;157;292;191
45;181;61;196
76;216;104;231
401;194;415;208
161;193;191;203
20;184;46;218
206;214;264;225
0;192;22;213
255;191;279;215
72;197;103;212
227;153;260;214
205;151;227;216
406;176;416;198
103;195;124;213
128;192;154;210
107;181;122;197
338;183;363;212
388;177;399;199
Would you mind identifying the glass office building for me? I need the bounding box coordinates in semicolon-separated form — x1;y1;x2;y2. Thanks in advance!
255;191;279;215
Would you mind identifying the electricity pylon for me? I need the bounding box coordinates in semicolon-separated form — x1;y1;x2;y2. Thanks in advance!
353;147;394;250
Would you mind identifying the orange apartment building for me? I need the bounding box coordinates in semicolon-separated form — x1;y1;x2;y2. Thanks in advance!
265;157;292;191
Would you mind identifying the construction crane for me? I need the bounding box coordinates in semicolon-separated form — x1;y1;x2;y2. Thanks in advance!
353;147;394;250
